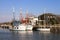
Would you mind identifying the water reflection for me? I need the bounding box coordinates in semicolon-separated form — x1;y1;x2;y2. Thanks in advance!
11;31;33;40
40;32;50;40
0;29;60;40
11;31;33;35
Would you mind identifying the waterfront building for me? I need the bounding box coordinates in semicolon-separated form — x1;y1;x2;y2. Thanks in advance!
29;16;38;25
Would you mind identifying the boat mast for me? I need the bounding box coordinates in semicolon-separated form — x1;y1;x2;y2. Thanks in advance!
13;7;15;21
20;8;23;23
12;7;15;28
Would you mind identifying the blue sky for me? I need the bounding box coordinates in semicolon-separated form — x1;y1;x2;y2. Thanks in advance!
0;0;60;23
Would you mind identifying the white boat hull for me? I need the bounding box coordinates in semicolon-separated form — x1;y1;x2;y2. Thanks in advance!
10;24;33;31
37;28;50;32
26;25;33;31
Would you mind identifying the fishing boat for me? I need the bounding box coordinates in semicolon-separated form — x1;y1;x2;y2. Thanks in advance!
10;21;33;31
10;8;33;31
10;23;33;31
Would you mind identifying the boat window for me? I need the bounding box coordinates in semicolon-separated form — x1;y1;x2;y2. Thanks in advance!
13;21;20;26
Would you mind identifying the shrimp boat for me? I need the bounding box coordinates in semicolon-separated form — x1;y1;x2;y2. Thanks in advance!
10;8;33;31
10;21;33;31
